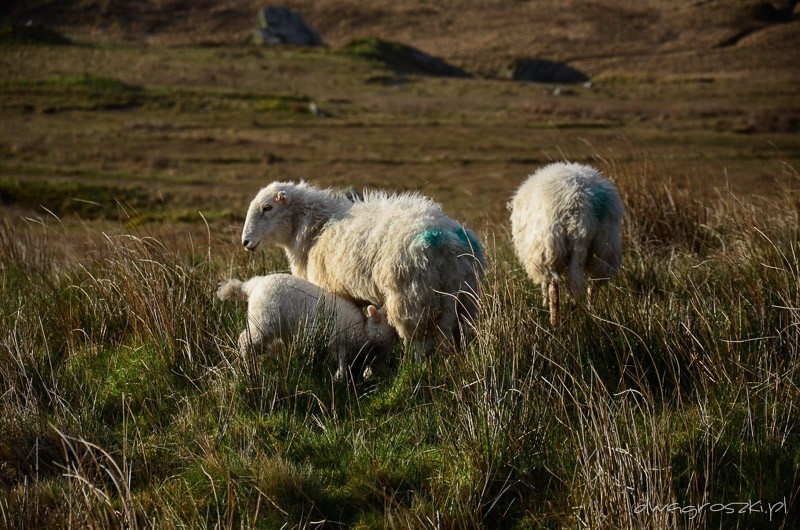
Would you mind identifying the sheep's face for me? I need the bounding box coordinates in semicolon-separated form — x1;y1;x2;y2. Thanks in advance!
365;305;397;351
242;184;294;251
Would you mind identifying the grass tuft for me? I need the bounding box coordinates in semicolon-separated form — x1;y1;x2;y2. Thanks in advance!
1;160;800;527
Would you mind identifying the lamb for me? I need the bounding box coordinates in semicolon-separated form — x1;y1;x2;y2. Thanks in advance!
508;162;623;325
240;181;486;359
216;273;397;382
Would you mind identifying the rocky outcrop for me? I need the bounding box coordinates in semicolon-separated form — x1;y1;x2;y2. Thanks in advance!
499;58;589;84
251;6;324;47
0;21;70;45
340;37;471;78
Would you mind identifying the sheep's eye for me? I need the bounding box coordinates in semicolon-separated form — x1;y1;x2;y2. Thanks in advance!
261;204;273;213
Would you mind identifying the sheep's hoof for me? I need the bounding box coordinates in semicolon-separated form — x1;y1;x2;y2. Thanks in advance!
362;366;374;381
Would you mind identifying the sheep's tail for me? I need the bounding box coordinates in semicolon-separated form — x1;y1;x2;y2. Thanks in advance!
216;279;247;302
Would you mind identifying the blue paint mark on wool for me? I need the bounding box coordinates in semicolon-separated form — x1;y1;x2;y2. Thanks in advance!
456;227;485;261
588;185;613;222
415;229;448;248
413;227;484;260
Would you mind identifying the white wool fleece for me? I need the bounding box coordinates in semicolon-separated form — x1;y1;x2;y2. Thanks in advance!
217;273;396;382
509;162;623;322
241;181;486;358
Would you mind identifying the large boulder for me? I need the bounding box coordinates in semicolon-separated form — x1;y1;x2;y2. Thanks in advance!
252;6;324;47
500;58;589;84
340;37;471;78
0;21;71;45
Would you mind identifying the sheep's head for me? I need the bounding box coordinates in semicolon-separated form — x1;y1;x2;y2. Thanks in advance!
241;183;295;251
365;305;397;351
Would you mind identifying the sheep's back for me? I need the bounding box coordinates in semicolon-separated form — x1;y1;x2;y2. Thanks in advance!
306;192;480;307
247;274;364;341
510;162;623;278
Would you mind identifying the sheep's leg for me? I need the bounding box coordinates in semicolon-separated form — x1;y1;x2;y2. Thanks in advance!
434;299;460;353
566;247;587;300
385;294;428;362
345;344;372;386
407;331;436;364
334;343;356;384
333;345;345;382
399;338;425;364
352;345;371;385
364;352;391;380
548;281;559;326
421;336;437;362
541;280;550;308
237;330;253;358
393;321;425;363
240;323;269;359
454;287;480;352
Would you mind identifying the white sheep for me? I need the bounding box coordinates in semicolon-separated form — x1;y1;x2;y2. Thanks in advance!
240;181;486;359
508;162;623;325
216;273;397;382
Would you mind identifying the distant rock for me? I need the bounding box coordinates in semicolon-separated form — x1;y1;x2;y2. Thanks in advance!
748;0;797;23
500;58;590;84
0;22;71;46
252;6;324;47
340;37;471;78
717;0;798;47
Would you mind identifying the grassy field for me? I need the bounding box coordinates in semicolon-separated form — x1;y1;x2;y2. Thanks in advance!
1;16;800;529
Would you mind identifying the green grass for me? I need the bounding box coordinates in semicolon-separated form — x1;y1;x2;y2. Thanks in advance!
0;74;311;114
1;162;799;528
1;40;797;229
1;32;799;529
0;177;162;219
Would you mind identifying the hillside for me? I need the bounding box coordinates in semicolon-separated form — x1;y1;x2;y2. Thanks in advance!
2;1;800;528
4;0;800;78
1;0;799;225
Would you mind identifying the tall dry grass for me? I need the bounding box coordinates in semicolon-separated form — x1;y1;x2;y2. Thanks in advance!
1;160;799;528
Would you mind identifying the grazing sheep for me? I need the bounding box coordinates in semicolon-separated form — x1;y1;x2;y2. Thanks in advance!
216;274;397;383
508;162;623;325
240;181;486;359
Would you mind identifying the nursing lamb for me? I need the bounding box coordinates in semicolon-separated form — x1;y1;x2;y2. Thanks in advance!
216;273;397;382
240;181;486;359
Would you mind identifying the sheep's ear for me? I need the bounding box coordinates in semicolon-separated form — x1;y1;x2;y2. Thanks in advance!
366;305;380;321
275;191;288;204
